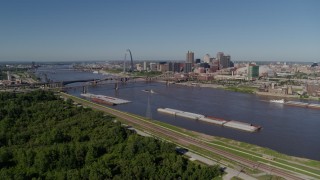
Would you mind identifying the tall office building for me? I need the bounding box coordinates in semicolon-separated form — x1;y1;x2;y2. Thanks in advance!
216;52;224;61
216;52;231;69
143;61;147;71
186;51;194;64
184;63;192;73
220;55;231;69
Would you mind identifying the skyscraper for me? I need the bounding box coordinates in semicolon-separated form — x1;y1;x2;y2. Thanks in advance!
143;61;147;71
220;55;231;69
216;52;224;61
216;52;231;69
186;51;194;64
184;63;192;73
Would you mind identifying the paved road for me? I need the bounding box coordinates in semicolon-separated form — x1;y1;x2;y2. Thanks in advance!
62;93;305;180
183;151;257;180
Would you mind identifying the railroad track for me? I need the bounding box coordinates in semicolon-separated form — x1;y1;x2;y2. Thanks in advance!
66;94;305;180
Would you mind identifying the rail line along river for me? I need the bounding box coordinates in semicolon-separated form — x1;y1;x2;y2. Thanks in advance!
36;65;320;160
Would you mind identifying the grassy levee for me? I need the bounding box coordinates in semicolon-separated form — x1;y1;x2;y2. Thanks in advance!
208;137;320;175
257;175;285;180
212;137;320;175
59;92;320;179
223;86;257;94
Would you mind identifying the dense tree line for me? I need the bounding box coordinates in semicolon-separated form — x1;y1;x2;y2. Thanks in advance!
0;91;222;179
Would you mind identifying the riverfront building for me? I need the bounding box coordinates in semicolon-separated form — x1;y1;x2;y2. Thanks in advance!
248;65;259;80
149;63;157;71
158;62;169;72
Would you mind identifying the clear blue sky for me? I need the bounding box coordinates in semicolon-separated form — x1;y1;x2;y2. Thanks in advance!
0;0;319;62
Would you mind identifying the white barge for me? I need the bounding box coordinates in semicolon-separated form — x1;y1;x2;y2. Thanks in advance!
80;93;131;105
157;108;177;115
157;108;261;132
223;121;261;132
199;117;228;125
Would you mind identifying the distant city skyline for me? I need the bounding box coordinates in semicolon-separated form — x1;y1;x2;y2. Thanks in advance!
0;0;319;62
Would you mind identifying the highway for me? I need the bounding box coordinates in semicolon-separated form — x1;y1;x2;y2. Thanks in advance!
61;93;306;180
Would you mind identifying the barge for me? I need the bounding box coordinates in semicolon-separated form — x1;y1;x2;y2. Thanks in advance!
80;93;131;105
91;97;115;106
270;99;284;104
223;121;261;132
199;116;228;125
157;108;261;132
307;103;320;109
284;101;320;109
285;101;309;107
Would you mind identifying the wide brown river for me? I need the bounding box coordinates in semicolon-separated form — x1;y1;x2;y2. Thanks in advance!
37;65;320;160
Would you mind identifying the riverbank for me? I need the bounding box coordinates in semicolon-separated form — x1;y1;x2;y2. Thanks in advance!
174;82;224;88
174;81;320;101
255;91;298;98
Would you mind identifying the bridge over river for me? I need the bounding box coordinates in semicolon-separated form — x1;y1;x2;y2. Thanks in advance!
1;72;178;91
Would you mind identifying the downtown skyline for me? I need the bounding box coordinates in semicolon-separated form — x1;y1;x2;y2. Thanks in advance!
0;0;319;62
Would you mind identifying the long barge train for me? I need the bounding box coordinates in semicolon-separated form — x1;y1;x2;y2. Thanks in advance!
157;108;261;132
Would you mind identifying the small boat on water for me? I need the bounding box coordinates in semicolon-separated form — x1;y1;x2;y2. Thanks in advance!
270;99;284;104
142;89;156;94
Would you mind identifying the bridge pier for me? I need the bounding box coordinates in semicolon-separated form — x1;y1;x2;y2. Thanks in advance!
115;82;119;90
82;86;87;93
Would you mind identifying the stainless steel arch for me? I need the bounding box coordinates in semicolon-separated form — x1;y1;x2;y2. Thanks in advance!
126;49;134;72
